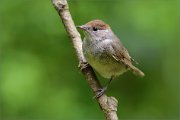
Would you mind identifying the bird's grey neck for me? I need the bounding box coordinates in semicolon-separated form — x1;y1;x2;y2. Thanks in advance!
84;36;101;46
83;29;114;46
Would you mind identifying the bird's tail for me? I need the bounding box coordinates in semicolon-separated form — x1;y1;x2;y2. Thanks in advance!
129;65;145;77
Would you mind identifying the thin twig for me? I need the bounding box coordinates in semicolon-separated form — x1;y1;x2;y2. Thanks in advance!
51;0;118;119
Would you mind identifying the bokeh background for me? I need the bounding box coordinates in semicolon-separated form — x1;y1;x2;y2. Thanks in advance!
0;0;179;120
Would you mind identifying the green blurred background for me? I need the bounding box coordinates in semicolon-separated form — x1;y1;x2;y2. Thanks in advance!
0;0;179;120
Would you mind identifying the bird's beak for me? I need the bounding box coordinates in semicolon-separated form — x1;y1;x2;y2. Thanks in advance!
76;25;87;31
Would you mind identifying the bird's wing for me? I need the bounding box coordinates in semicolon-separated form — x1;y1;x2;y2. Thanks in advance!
108;39;132;67
107;37;145;77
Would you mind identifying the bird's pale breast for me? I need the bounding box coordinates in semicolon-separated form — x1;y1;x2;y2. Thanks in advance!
83;38;127;79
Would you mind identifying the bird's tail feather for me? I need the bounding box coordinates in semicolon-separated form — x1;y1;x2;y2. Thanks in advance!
129;65;145;77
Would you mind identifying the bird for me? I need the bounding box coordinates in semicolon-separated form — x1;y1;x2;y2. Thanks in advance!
77;20;144;98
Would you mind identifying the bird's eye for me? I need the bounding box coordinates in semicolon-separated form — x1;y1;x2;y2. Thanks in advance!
93;27;98;31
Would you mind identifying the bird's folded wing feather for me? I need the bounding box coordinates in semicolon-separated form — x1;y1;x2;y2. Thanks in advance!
107;38;132;68
107;37;145;77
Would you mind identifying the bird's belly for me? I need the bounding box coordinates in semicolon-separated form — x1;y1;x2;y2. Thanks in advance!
84;46;127;79
90;59;127;79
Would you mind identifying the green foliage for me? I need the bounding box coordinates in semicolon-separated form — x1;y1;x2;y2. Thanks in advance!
0;0;179;119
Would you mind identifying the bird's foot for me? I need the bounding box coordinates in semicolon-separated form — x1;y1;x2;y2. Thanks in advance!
93;87;107;99
78;61;89;71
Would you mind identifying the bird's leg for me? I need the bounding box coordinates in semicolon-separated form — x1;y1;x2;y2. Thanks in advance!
94;77;113;99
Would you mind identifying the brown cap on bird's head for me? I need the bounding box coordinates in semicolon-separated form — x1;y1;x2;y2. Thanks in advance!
85;20;110;30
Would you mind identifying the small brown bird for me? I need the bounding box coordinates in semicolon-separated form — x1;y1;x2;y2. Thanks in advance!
77;20;144;97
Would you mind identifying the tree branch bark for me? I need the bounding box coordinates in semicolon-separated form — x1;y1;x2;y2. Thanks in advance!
51;0;118;119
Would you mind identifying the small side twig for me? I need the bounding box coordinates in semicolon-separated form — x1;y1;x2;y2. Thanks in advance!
51;0;118;119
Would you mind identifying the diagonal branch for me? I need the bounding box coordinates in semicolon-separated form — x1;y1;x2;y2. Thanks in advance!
51;0;118;119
